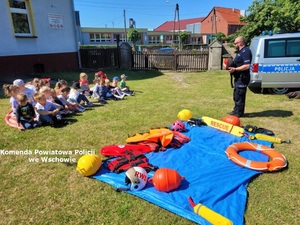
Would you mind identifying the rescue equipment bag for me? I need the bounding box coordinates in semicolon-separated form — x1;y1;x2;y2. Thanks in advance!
243;125;275;136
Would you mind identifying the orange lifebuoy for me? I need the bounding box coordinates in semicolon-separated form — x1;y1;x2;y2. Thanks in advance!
225;142;287;172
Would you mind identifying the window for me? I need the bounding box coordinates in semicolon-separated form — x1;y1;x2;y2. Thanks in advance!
287;39;300;57
148;36;159;44
265;38;300;58
100;33;110;42
90;33;100;43
9;0;34;36
266;40;285;57
113;33;126;42
90;33;111;43
165;35;172;41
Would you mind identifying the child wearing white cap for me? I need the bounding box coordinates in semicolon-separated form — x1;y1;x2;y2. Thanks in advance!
13;79;36;105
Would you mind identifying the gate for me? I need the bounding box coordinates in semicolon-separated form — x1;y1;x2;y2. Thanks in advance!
80;48;118;69
79;47;209;71
132;49;209;71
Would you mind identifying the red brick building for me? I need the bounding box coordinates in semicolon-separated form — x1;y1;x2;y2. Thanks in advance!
201;7;246;36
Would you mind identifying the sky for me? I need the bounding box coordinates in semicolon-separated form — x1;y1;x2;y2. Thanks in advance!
73;0;255;30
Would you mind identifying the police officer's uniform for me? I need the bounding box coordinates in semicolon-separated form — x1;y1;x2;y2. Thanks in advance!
231;46;252;117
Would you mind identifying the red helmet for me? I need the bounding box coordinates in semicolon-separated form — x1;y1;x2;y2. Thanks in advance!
171;120;186;132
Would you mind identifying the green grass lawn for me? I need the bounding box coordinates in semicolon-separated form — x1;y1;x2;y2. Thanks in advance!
0;70;299;225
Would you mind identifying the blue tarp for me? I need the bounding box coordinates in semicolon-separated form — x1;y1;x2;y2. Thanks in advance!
93;122;271;225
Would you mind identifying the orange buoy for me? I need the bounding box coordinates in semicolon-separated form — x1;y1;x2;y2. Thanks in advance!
148;168;184;192
222;115;241;126
225;142;287;172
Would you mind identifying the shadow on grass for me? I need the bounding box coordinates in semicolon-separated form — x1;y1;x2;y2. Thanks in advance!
64;118;78;123
46;70;166;83
244;110;293;118
50;118;78;128
0;70;164;98
90;103;104;107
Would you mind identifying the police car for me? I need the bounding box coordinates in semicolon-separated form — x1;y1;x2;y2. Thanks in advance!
248;32;300;94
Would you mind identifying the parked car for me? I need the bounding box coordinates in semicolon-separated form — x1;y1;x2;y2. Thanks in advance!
248;32;300;94
158;47;175;53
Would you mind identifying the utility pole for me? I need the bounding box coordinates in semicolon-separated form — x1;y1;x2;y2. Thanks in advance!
211;7;217;42
172;3;180;46
123;9;127;41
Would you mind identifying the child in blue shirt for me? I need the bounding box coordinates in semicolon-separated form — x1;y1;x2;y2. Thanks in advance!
93;78;124;104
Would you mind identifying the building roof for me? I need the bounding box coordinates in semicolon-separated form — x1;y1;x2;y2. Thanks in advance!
154;17;205;31
210;7;246;25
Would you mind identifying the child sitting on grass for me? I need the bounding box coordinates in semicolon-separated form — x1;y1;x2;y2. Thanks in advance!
93;78;124;104
25;78;41;93
119;74;134;96
57;87;80;113
79;72;92;96
13;79;36;105
3;84;19;115
54;80;68;96
92;78;107;104
95;70;108;81
15;93;39;129
34;93;66;126
50;89;73;115
69;82;93;107
111;76;132;97
105;79;125;99
39;86;68;114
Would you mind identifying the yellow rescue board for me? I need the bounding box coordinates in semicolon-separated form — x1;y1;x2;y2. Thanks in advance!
202;116;244;137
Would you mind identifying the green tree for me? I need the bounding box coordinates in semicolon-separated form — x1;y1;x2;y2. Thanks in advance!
127;28;141;51
178;31;189;50
236;0;300;44
216;32;226;42
179;31;189;44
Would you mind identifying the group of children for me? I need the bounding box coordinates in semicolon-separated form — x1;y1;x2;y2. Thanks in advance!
3;71;134;130
90;72;134;104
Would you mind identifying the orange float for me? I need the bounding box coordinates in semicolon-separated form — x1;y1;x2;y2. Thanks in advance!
148;168;184;192
225;142;287;172
222;115;241;126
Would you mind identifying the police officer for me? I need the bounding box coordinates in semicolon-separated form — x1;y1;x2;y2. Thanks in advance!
228;36;252;117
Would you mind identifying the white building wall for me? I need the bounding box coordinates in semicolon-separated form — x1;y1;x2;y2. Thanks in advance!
186;23;201;33
0;0;77;56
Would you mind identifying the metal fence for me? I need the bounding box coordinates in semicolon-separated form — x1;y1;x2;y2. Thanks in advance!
79;47;209;71
133;49;209;71
80;48;119;69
